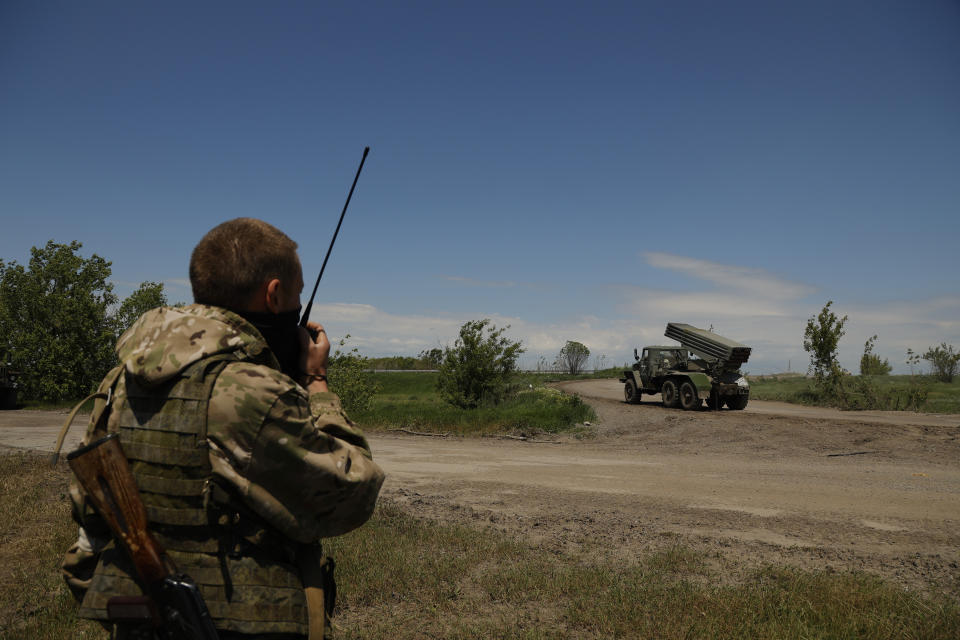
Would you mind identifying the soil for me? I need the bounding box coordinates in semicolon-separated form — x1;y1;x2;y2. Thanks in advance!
4;381;959;598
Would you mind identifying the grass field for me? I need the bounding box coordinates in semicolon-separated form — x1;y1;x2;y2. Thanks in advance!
3;451;958;639
352;372;595;436
748;374;960;414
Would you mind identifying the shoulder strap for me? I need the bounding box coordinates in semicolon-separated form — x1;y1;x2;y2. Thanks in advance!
50;365;124;465
179;354;237;441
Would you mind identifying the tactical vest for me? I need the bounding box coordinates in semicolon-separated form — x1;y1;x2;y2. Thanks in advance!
77;356;310;636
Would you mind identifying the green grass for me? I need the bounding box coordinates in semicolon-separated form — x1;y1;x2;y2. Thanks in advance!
4;451;958;639
748;374;960;413
327;503;959;639
353;372;595;436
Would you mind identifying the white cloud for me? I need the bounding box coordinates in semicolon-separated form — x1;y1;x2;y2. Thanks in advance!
644;252;816;300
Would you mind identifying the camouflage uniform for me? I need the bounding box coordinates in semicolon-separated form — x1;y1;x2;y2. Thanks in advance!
62;304;385;637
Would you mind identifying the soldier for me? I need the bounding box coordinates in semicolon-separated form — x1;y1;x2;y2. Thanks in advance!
61;218;385;639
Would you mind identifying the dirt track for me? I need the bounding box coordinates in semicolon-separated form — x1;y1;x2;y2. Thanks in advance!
4;381;959;597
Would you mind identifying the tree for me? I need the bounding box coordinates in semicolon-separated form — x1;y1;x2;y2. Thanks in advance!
0;241;172;402
922;343;960;383
558;340;590;375
437;319;525;408
418;347;443;369
803;301;848;385
0;241;117;401
328;335;381;414
859;335;892;376
113;281;168;337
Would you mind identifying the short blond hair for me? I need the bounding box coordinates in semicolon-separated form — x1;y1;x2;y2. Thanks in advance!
190;218;300;309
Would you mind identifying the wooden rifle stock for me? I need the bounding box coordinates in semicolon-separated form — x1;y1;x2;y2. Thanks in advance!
67;433;170;585
67;433;219;639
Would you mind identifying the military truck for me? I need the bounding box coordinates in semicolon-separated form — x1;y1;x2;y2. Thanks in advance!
620;323;751;410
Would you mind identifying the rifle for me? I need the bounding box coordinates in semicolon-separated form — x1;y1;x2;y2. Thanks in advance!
299;146;370;337
67;433;220;640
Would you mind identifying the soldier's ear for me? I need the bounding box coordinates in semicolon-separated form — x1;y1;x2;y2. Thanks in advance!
264;278;283;313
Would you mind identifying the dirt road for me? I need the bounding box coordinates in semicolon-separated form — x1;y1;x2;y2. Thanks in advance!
4;381;959;596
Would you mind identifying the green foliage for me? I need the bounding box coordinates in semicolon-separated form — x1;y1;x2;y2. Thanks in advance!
328;335;381;414
922;343;960;383
859;335;892;376
354;372;594;435
748;374;936;412
418;347;443;368
366;355;419;370
437;319;524;409
803;301;848;398
366;353;440;370
112;280;167;337
906;348;923;374
557;340;590;375
839;375;928;411
0;241;169;402
0;241;117;401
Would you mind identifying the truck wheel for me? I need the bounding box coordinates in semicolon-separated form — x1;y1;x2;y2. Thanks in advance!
624;379;639;404
679;381;699;410
726;395;749;410
661;380;679;408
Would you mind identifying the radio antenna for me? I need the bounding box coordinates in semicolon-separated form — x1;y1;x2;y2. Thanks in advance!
300;146;370;329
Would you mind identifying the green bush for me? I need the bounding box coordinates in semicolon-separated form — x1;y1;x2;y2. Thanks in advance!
922;343;960;383
437;319;524;409
860;335;892;376
328;336;381;414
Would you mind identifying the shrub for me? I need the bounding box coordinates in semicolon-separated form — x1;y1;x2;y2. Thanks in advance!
860;335;892;376
328;335;381;414
922;343;960;383
437;319;524;409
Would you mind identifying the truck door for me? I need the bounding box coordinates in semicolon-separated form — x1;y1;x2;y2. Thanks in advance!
638;349;651;389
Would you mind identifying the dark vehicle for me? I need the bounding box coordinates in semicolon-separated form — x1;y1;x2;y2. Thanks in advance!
1;354;17;409
620;323;751;410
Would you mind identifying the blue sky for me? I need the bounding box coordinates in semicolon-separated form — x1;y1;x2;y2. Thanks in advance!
2;1;958;373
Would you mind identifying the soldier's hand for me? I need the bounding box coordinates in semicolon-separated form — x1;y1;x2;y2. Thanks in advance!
299;321;330;392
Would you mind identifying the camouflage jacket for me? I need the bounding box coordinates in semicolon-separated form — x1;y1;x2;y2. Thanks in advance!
63;304;384;633
108;303;385;542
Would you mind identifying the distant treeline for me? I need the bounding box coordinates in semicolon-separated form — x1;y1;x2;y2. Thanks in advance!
366;356;438;370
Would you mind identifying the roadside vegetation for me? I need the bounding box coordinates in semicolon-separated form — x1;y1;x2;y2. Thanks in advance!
348;320;595;436
4;451;958;640
747;374;960;413
354;371;594;436
788;300;960;413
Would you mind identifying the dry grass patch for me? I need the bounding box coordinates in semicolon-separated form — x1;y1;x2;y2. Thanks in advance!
327;501;959;639
0;449;103;638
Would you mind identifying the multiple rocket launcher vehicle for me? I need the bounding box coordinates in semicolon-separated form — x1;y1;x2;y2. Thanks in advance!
620;323;752;410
